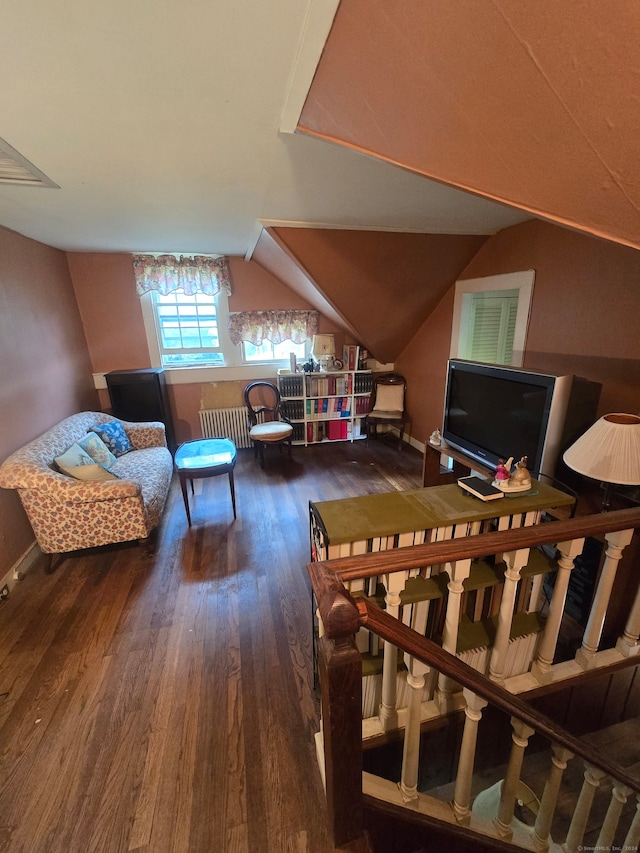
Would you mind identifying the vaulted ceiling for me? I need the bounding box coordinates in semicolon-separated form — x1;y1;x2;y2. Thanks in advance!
259;0;640;361
2;2;638;362
299;0;640;252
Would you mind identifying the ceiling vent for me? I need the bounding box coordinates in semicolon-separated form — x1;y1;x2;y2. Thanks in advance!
0;137;59;187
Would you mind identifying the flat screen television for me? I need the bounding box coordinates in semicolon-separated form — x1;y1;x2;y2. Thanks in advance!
442;360;577;477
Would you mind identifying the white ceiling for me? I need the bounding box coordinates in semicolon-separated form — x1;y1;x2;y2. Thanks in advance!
0;0;529;257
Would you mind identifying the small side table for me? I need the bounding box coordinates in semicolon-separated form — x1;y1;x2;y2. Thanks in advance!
174;438;237;526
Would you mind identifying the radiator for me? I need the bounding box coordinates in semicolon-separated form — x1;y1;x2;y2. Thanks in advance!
198;407;252;449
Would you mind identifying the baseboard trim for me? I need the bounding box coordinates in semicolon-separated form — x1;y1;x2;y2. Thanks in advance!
1;541;42;591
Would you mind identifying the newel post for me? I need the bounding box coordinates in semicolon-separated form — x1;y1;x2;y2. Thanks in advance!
310;561;367;851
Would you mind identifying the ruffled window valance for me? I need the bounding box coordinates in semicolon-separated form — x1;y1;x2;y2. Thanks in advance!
227;310;319;346
132;254;232;296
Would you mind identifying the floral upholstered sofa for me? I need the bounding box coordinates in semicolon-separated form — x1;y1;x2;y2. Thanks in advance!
0;412;174;562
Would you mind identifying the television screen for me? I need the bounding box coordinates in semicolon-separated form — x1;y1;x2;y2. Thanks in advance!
443;360;559;474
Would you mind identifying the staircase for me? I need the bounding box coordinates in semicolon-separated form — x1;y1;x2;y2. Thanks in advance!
355;715;640;852
419;716;640;851
308;505;640;853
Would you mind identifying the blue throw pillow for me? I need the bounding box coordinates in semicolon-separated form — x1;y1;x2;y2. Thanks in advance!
88;421;133;457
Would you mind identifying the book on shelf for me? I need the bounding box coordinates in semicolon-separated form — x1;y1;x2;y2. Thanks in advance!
327;420;348;441
354;372;373;394
279;374;303;397
457;476;504;501
343;344;358;372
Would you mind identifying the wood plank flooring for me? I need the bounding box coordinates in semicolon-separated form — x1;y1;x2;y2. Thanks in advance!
0;437;423;853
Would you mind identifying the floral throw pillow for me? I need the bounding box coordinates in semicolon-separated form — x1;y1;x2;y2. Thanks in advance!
88;421;133;457
78;432;117;468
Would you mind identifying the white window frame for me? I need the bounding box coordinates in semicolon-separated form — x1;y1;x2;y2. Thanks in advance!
141;289;235;368
153;289;226;367
139;290;311;382
450;270;535;367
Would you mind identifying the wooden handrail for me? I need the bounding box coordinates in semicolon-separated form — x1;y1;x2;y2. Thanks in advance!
318;506;640;582
356;597;640;795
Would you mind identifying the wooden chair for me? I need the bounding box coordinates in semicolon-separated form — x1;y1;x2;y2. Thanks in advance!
363;373;408;451
244;381;294;468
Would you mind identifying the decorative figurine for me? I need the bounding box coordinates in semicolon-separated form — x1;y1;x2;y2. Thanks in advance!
493;455;531;492
509;456;531;488
429;428;442;446
495;458;511;482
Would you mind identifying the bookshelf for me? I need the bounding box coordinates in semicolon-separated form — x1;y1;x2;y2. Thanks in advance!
278;346;372;446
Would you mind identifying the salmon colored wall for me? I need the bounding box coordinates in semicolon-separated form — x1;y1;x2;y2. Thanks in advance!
396;219;640;445
227;257;316;311
270;228;487;364
67;253;150;371
462;220;640;415
68;254;330;443
0;226;99;577
395;288;455;448
254;228;359;337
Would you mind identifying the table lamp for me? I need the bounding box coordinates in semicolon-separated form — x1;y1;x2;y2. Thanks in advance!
562;413;640;511
311;334;335;371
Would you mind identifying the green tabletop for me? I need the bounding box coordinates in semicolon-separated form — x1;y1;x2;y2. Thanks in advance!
310;480;574;546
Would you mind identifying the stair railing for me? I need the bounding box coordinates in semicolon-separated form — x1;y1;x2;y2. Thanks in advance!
309;506;640;852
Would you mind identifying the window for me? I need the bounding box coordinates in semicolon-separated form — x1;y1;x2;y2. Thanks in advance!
459;289;519;364
134;255;318;376
154;290;224;367
242;339;307;364
451;271;535;366
140;290;314;373
227;309;318;365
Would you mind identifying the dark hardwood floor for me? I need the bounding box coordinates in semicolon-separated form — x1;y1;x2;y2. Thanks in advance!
0;436;423;853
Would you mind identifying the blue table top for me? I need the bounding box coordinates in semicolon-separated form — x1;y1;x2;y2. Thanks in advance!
175;437;237;470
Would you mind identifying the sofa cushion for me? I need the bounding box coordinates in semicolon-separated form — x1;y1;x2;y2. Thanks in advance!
78;432;117;468
373;384;405;414
55;442;95;473
55;442;118;481
88;421;133;457
63;463;119;482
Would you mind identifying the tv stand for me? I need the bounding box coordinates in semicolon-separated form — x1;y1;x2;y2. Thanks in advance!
423;439;494;487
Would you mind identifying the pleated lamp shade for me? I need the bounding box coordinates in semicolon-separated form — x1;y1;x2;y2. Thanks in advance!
563;413;640;486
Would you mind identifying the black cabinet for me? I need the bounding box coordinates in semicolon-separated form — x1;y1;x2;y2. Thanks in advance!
105;368;176;452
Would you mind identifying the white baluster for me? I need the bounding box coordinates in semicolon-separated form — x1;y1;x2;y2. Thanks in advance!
595;780;631;851
576;529;634;669
532;538;584;684
494;718;535;841
399;659;430;803
436;556;472;713
533;745;573;852
490;511;539;683
528;573;545;613
378;571;408;730
616;533;640;656
563;763;606;852
622;793;640;850
452;689;488;825
489;553;527;683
